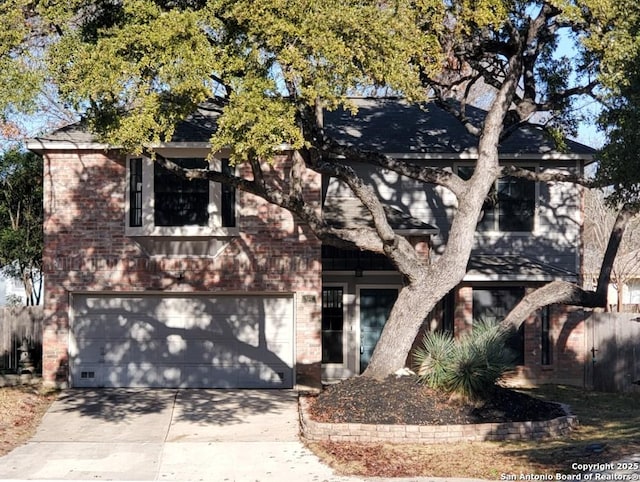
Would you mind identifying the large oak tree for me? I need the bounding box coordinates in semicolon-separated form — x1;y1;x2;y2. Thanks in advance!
0;149;43;306
3;0;640;377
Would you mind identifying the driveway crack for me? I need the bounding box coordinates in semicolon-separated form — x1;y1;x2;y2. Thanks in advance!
154;389;179;480
164;389;179;442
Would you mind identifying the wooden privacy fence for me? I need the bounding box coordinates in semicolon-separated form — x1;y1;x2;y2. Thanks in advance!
0;306;43;373
586;312;640;393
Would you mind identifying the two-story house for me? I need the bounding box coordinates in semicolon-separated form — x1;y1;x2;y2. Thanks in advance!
27;97;595;389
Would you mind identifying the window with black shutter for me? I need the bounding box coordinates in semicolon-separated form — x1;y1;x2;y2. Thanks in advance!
153;158;209;227
221;159;236;228
129;158;143;227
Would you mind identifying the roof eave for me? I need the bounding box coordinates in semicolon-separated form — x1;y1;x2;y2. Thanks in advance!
25;139;112;153
25;139;219;153
463;273;578;283
384;152;595;162
395;228;439;236
27;138;594;162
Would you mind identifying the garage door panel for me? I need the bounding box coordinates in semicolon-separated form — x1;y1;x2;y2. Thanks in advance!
110;364;181;388
183;339;238;364
70;337;103;364
187;366;239;388
72;316;107;338
102;340;133;364
237;364;292;388
71;294;294;388
103;317;132;338
264;341;294;362
129;320;156;342
72;363;102;388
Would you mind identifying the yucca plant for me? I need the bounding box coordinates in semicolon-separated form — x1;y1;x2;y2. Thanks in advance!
412;321;518;401
413;330;455;390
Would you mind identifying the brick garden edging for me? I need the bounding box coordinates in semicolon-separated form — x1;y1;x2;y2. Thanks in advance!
299;396;578;443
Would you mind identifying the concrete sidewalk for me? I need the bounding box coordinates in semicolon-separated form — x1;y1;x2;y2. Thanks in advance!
0;388;486;481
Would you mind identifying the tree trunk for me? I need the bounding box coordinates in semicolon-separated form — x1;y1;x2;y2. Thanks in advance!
617;284;624;313
33;270;42;305
21;267;33;306
362;281;437;378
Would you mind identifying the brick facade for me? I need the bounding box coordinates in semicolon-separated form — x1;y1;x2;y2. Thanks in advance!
41;149;322;387
452;284;586;386
40;147;587;389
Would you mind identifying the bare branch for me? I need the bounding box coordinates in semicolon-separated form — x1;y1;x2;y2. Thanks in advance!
153;153;387;255
501;203;637;326
595;204;638;299
433;98;482;137
312;157;429;282
322;138;468;197
208;74;232;98
502;165;597;187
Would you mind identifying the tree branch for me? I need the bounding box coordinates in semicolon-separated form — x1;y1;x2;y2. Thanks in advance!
502;165;597;187
322;138;467;197
311;156;429;282
153;153;386;254
501;203;637;327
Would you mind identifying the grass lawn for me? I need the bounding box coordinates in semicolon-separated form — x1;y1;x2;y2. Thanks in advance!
0;383;58;457
306;385;640;479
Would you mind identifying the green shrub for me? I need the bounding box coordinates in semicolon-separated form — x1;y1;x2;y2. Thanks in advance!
412;330;455;389
412;321;517;400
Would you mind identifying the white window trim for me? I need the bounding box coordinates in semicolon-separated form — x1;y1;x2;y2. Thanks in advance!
454;162;540;236
125;155;239;237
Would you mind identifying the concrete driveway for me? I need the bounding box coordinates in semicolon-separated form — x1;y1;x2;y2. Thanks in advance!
0;388;344;481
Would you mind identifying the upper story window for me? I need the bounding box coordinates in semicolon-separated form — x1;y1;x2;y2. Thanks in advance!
126;156;237;237
154;158;210;227
458;165;536;233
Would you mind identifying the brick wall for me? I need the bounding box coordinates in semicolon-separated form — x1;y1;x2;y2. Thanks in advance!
41;149;322;387
506;304;586;387
299;397;578;443
454;286;473;336
449;285;585;387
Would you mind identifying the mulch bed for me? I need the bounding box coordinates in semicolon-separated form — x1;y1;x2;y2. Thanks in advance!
307;375;566;425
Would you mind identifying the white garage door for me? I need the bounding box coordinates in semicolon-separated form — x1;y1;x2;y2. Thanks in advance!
70;294;294;388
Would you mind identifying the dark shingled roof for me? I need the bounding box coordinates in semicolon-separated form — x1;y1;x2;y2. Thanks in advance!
323;98;596;156
170;103;221;142
34;102;222;145
31;97;596;157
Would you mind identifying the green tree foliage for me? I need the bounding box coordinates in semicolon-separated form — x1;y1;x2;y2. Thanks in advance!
0;149;43;306
593;0;640;207
35;0;441;156
2;0;639;375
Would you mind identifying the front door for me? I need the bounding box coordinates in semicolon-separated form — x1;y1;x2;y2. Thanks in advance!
359;288;398;373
